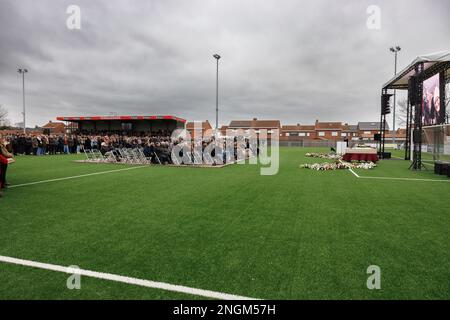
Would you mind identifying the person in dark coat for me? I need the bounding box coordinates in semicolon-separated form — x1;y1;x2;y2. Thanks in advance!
18;134;26;155
0;136;15;196
84;137;92;151
31;136;39;155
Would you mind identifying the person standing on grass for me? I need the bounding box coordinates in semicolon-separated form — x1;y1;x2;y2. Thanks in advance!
68;135;75;154
0;154;5;197
57;135;64;154
11;136;18;156
37;135;43;156
84;136;91;151
48;135;56;155
63;135;70;154
41;135;48;155
0;136;15;197
31;135;39;155
72;135;78;154
17;134;25;155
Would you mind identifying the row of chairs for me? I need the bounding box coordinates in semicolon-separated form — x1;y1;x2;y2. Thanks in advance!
84;147;253;166
171;149;249;165
84;148;158;165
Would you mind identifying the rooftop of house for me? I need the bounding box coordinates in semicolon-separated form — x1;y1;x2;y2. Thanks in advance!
314;121;343;130
186;120;212;130
228;118;281;129
42;121;66;129
358;122;390;131
282;124;315;131
342;124;358;132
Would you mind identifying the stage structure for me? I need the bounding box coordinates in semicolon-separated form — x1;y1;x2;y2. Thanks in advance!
381;50;450;170
379;93;392;157
56;115;186;135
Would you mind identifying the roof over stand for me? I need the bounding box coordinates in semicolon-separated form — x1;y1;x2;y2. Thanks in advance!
56;115;186;123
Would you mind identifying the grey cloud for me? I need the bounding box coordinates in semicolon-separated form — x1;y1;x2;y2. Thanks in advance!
0;0;449;127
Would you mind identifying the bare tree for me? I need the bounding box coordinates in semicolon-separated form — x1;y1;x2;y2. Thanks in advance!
0;105;9;127
396;97;408;127
446;80;450;123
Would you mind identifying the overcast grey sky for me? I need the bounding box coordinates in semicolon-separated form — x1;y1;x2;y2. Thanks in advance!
0;0;449;127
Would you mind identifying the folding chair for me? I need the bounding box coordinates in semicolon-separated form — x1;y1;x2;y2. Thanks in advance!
104;151;117;163
119;148;131;163
126;148;138;164
170;151;179;165
112;149;122;163
137;149;151;164
153;152;162;165
203;152;214;165
92;149;106;162
84;149;95;162
131;148;143;164
193;150;203;165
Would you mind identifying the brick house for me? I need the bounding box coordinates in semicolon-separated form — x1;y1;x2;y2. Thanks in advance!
314;120;343;141
220;125;229;136
281;124;316;141
342;124;359;140
186;120;212;138
41;121;67;134
190;118;406;144
381;128;407;143
226;118;281;138
357;122;389;139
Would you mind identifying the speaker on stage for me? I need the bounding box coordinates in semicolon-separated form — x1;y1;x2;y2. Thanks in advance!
378;152;391;159
413;130;421;143
381;94;392;115
408;76;417;106
435;162;449;176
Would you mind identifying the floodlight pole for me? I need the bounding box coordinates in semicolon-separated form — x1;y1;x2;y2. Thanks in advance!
390;46;401;145
18;68;28;134
213;54;221;130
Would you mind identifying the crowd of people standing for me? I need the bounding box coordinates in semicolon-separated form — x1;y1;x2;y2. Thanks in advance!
0;131;174;197
3;132;174;159
1;132;151;154
0;130;253;198
3;131;252;162
6;133;93;156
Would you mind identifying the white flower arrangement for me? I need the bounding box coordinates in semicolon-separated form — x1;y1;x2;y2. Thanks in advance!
305;152;342;160
300;160;377;171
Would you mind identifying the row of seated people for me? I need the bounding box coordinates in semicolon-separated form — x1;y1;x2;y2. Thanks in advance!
103;138;253;165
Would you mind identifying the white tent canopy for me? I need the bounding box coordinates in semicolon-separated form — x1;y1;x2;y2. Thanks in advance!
383;50;450;90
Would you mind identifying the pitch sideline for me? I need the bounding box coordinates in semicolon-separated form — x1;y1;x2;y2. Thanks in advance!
9;165;148;189
348;168;450;182
0;255;257;300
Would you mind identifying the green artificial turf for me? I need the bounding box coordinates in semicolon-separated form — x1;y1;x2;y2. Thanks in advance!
0;148;449;299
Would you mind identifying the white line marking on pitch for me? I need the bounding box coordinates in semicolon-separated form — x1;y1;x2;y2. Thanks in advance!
359;176;450;182
348;168;360;178
348;169;450;182
9;166;148;189
0;255;257;300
